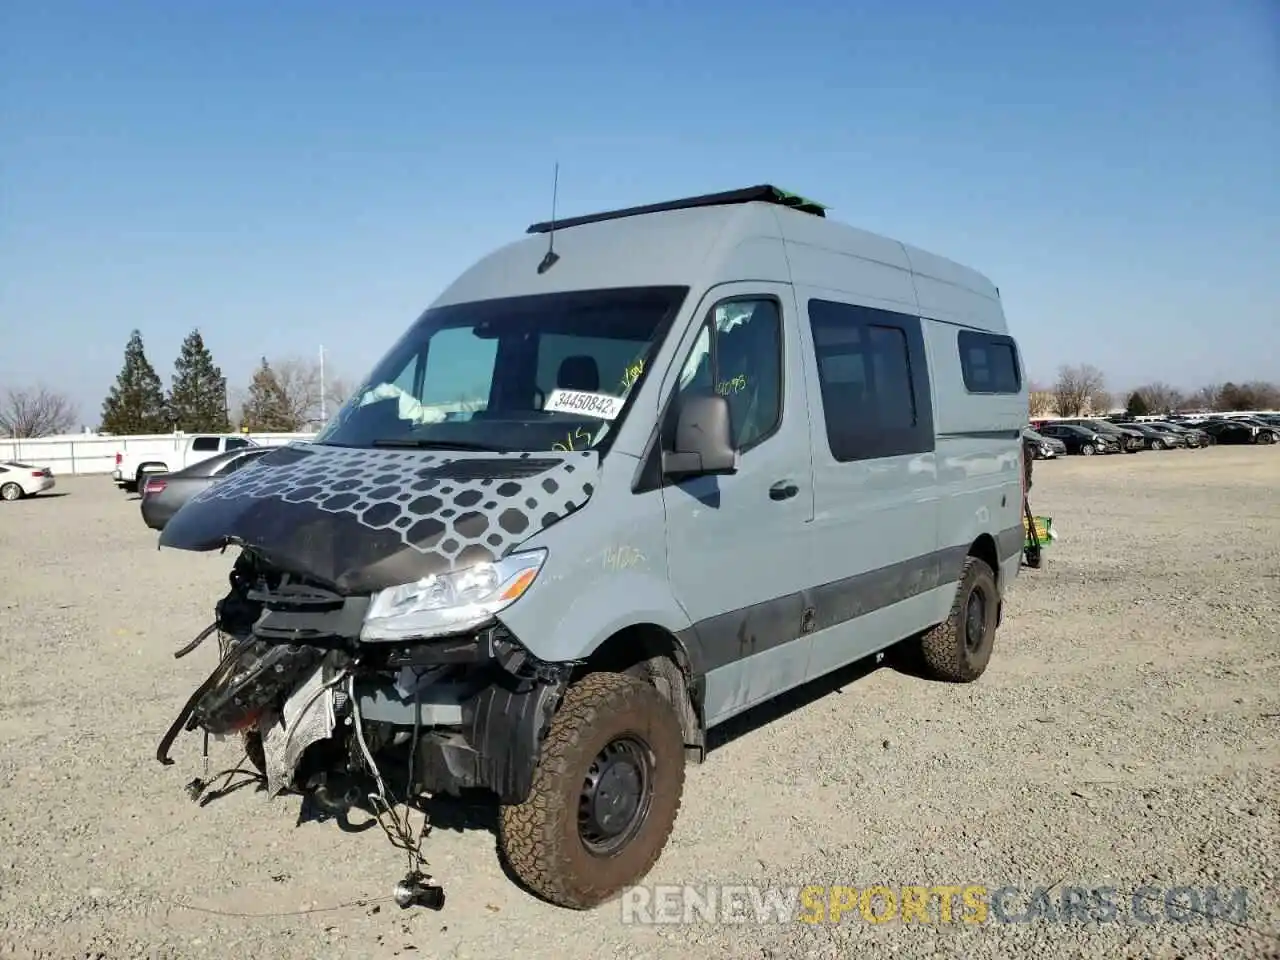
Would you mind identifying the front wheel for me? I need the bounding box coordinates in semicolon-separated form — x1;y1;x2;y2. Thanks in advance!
1258;432;1277;445
1150;439;1164;450
1080;444;1096;456
0;482;23;502
499;672;686;910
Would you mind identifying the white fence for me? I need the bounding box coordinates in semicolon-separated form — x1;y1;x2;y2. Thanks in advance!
0;432;317;476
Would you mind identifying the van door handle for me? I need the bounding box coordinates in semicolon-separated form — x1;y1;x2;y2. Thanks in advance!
769;480;799;501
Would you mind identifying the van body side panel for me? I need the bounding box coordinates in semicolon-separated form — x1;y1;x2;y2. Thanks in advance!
790;279;945;682
498;451;687;664
926;317;1027;579
900;244;1005;331
664;281;817;727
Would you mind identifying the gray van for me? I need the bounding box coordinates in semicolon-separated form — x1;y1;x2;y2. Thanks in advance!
157;185;1029;910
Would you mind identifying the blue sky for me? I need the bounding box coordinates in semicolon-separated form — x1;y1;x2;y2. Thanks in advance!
2;0;1277;427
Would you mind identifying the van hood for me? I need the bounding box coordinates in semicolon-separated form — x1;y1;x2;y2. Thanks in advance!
158;443;599;594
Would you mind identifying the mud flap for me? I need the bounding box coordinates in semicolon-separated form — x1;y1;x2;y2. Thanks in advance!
259;664;336;797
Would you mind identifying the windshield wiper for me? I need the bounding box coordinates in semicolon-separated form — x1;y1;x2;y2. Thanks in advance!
370;438;511;452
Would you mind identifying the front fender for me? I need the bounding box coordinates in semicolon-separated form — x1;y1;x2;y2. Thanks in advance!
502;565;693;665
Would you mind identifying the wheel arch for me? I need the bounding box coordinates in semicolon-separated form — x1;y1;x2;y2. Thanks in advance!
573;622;705;761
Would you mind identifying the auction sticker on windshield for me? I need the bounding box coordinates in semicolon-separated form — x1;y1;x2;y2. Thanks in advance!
544;389;625;420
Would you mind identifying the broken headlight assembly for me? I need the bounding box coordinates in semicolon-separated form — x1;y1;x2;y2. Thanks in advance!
360;548;547;642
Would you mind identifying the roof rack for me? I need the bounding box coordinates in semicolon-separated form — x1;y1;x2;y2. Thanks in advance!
526;184;827;234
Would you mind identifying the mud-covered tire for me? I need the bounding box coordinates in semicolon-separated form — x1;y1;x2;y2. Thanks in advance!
498;671;686;910
919;556;1000;683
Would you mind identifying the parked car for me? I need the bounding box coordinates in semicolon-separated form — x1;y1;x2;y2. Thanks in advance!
115;433;259;493
1022;427;1066;459
0;461;56;501
1057;418;1145;453
1192;419;1278;445
140;446;275;530
1112;421;1186;450
1032;422;1119;456
1228;416;1280;435
1141;421;1209;447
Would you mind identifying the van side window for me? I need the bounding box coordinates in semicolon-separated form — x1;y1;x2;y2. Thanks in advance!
807;299;934;462
957;330;1021;394
225;437;250;450
672;299;782;451
191;436;219;452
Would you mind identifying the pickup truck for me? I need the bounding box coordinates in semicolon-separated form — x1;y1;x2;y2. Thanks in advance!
113;434;259;492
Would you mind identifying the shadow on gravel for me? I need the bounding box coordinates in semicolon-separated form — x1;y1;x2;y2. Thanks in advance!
707;633;941;754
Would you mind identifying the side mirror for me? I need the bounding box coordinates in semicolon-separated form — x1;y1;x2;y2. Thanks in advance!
661;393;739;480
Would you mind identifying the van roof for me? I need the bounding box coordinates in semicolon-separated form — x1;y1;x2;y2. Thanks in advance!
433;185;1007;333
525;184;829;233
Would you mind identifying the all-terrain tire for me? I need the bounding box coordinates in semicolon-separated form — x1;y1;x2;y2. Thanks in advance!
919;556;1000;683
498;671;686;910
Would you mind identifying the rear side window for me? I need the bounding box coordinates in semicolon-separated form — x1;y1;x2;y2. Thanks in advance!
957;330;1021;394
807;299;934;462
215;450;266;476
225;436;251;450
191;436;219;452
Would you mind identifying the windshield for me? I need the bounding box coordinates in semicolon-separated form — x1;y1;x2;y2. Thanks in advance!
315;286;688;453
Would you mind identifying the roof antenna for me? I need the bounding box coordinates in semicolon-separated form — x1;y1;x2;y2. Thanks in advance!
537;161;561;275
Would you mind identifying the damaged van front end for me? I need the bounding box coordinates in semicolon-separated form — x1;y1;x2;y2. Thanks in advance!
153;279;698;912
155;443;600;812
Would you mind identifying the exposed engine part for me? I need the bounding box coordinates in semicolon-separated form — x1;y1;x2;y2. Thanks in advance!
192;640;327;736
173;622;219;660
394;872;445;910
156;638;248;766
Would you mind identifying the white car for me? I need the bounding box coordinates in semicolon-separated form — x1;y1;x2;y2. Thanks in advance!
0;460;56;502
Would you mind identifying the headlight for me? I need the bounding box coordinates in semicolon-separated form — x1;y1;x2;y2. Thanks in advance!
360;549;547;642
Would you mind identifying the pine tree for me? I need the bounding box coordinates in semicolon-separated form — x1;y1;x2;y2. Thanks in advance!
240;358;293;431
1125;390;1150;417
168;328;230;432
100;329;170;434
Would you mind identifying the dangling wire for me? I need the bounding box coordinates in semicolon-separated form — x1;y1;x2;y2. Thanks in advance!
348;674;431;875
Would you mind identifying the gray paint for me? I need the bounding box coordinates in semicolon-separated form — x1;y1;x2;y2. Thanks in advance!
169;194;1026;738
497;212;1024;726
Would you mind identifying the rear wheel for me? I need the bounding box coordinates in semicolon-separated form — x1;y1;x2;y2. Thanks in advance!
0;482;23;502
1150;439;1164;450
1259;431;1277;445
498;672;686;910
919;556;1000;682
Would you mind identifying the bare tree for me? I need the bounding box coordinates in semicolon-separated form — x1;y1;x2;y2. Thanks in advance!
1130;381;1184;415
1183;384;1221;412
257;357;356;430
1052;364;1107;418
0;385;79;438
1027;380;1056;418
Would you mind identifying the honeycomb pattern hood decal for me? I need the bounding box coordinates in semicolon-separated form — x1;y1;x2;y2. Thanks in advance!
158;443;599;594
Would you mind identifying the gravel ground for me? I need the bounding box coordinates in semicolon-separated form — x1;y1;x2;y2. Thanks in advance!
1;446;1277;960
